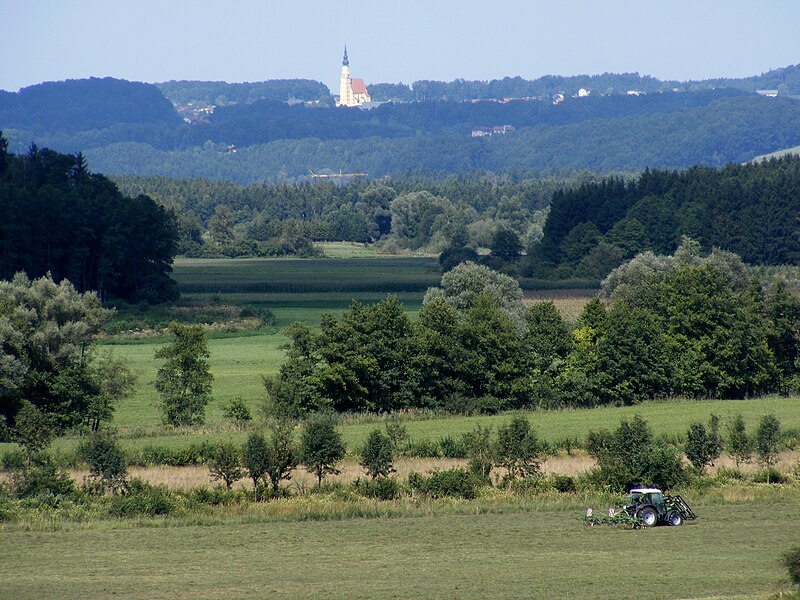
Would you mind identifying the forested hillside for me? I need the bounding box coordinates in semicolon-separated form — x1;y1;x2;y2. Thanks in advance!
2;72;800;182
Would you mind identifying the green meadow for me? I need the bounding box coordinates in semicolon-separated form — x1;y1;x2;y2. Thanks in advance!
2;489;799;599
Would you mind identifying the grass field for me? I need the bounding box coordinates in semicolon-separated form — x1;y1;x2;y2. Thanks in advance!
2;488;798;599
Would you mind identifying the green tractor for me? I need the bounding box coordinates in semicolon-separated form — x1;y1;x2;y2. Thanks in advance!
621;488;697;527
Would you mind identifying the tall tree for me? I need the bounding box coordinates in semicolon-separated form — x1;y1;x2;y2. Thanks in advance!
154;323;213;427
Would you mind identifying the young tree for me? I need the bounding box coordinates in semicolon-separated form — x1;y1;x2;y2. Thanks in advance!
464;424;494;480
78;430;128;494
264;420;298;495
13;401;54;456
360;428;395;479
684;414;722;474
85;351;137;432
587;415;686;491
154;323;213;427
726;414;752;468
208;442;244;490
495;416;541;480
243;431;269;499
756;414;782;482
299;415;346;486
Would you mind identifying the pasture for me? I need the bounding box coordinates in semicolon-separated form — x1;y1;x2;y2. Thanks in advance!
2;487;799;599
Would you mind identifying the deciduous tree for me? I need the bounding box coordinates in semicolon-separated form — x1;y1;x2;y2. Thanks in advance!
154;323;213;427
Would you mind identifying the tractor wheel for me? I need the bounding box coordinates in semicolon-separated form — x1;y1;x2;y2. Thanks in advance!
667;510;683;526
637;506;658;527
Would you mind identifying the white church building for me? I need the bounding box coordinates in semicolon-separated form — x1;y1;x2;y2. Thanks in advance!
336;46;371;107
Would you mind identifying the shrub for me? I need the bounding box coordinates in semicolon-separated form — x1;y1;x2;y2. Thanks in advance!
1;449;26;471
752;468;788;484
401;439;441;458
507;476;549;495
464;424;494;480
107;479;175;517
11;452;76;499
550;474;577;493
384;418;409;451
438;435;468;459
208;443;244;490
129;441;217;467
186;486;247;507
78;431;128;494
221;397;252;426
785;545;800;586
352;477;400;500
408;468;483;499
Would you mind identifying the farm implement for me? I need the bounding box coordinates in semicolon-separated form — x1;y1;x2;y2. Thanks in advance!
583;488;697;529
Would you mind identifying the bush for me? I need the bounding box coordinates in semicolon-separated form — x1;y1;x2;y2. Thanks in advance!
506;476;549;495
401;439;441;458
78;431;128;494
550;474;577;493
11;453;76;499
352;477;400;500
438;435;468;459
447;395;505;416
186;486;247;507
752;468;788;484
221;397;252;426
107;479;176;517
1;449;26;471
408;468;484;499
785;545;800;586
129;441;217;467
208;443;244;489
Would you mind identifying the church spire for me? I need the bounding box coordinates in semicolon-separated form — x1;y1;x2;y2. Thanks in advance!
342;45;349;67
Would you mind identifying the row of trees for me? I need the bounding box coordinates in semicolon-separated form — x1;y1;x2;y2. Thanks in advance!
267;245;800;416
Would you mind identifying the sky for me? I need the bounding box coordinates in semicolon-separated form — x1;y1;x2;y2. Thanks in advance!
2;0;799;93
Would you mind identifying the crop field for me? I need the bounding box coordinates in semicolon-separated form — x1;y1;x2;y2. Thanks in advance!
2;487;799;599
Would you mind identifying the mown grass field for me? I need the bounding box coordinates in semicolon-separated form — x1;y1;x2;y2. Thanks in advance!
2;488;799;599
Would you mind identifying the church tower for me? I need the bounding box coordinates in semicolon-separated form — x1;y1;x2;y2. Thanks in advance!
337;46;354;107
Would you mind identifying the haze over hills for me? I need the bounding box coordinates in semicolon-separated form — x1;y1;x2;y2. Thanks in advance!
1;65;800;183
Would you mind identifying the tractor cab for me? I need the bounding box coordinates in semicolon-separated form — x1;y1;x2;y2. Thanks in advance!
622;487;697;527
626;488;666;512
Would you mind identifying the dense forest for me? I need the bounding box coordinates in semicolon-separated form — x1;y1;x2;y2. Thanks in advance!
532;155;800;277
0;134;179;302
2;72;800;182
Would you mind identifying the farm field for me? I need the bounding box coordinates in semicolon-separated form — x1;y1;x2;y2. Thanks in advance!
2;488;799;599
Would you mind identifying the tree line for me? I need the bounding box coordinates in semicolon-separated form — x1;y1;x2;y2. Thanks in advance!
529;154;800;278
266;247;800;417
0;135;180;302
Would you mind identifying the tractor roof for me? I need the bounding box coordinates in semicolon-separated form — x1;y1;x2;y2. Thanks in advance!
628;488;662;494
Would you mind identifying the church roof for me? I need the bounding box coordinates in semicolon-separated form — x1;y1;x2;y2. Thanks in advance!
351;78;368;94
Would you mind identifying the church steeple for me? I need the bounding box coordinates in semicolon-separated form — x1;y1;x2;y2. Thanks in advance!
342;45;349;67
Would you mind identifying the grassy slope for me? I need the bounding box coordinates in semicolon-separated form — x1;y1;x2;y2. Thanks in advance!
2;491;798;599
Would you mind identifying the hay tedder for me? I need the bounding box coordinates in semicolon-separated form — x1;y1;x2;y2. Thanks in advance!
583;488;697;528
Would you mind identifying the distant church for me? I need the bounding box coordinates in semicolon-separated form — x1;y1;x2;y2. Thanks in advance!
336;46;370;107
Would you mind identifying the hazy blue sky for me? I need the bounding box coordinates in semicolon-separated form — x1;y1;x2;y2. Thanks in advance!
2;0;799;93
